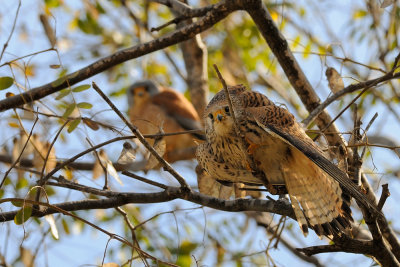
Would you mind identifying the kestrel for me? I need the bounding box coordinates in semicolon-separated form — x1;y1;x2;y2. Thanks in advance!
128;80;204;163
196;84;379;237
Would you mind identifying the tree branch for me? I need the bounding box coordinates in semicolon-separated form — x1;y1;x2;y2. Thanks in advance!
245;1;346;148
0;0;241;112
0;188;294;222
303;71;400;127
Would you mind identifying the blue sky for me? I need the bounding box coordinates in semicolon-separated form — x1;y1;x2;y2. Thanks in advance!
0;0;399;266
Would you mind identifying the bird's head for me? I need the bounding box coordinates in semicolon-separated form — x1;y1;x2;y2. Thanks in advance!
205;104;236;137
127;80;160;107
204;85;247;138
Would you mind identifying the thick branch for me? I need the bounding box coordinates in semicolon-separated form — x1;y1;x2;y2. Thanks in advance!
176;13;209;116
0;187;294;222
303;71;400;127
0;0;241;112
245;2;345;147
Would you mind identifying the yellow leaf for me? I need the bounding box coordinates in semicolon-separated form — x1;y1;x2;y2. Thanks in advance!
353;9;367;19
8;122;20;128
63;169;73;180
25;64;35;77
270;11;279;22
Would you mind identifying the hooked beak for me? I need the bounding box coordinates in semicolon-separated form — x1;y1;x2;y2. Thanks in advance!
214;110;224;122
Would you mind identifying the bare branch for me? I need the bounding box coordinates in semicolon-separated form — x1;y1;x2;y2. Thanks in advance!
0;189;295;223
0;0;21;62
377;184;390;211
245;2;346;147
303;71;400;127
92;82;190;188
0;116;39;189
0;0;239;112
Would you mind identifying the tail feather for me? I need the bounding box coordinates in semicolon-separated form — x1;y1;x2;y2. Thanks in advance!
282;151;354;237
288;194;309;236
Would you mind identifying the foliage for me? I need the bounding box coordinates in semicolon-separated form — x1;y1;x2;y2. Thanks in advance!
0;0;400;266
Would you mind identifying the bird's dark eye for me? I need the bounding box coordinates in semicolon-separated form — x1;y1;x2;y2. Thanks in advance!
224;106;230;113
208;113;214;120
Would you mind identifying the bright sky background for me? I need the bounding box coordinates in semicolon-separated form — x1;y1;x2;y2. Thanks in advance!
0;0;399;266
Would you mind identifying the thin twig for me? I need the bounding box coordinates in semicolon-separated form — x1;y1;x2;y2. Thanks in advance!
39;119;69;180
120;0;187;82
304;66;400;128
0;0;21;62
377;184;390;211
42;136;135;183
151;16;189;32
92;82;190;189
0;116;39;189
312;86;371;141
116;207;150;267
122;171;168;189
86;138;108;190
213;64;257;172
35;119;70;203
1;198;178;267
360;113;378;159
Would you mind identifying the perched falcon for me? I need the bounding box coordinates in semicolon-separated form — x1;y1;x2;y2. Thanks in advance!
128;80;205;163
196;84;379;237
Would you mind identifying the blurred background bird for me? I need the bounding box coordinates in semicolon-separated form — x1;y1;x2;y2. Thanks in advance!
127;80;205;165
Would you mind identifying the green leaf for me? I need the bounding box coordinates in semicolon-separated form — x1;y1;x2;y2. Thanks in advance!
14;206;32;225
52;76;67;87
68;118;81;133
55;89;71;100
77;102;93;109
45;0;61;8
11;200;24;207
61;218;70;234
16;177;28;190
0;76;14;90
62;103;76;118
72;84;91;92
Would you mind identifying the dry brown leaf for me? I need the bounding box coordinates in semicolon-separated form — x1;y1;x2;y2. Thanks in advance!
102;263;119;267
117;142;136;164
44;142;57;172
93;150;123;185
20;247;35;267
31;136;57;173
145;137;166;170
82;117;100;131
92;157;104;180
